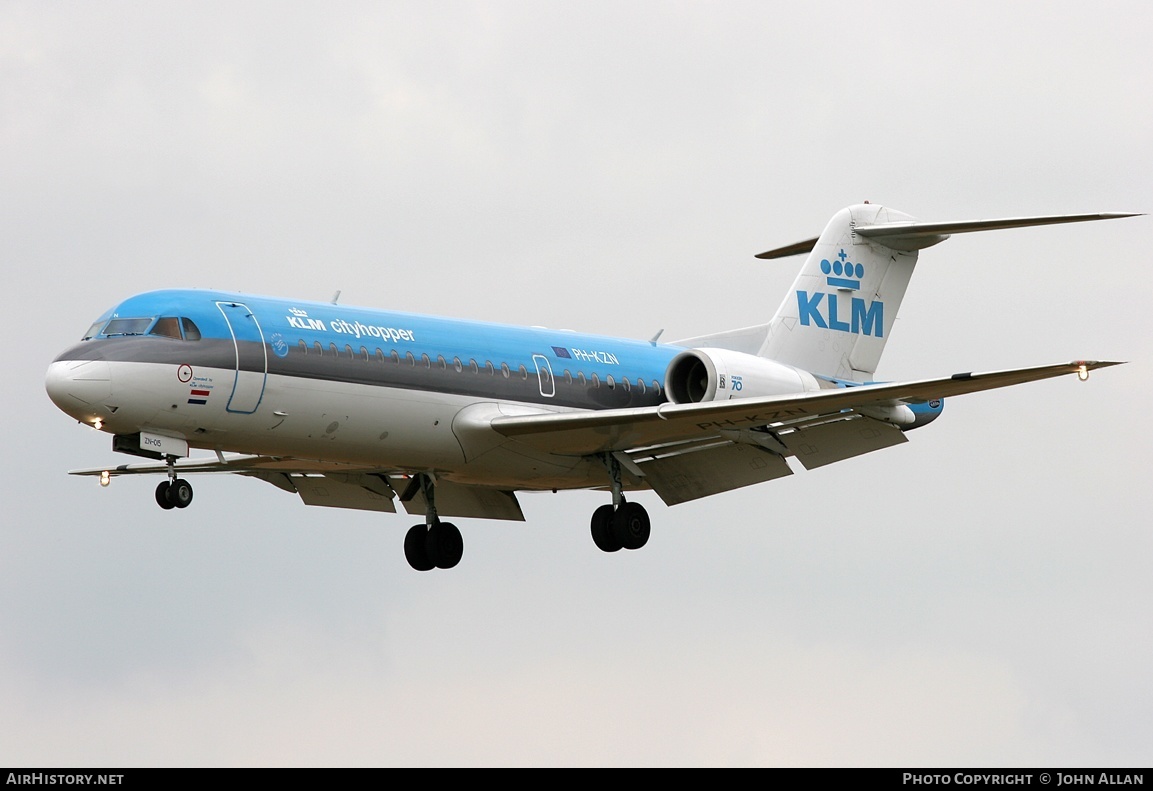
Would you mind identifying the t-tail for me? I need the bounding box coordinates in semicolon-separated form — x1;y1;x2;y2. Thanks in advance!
677;204;1138;382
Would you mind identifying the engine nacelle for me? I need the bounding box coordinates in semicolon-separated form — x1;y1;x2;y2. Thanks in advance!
664;348;822;403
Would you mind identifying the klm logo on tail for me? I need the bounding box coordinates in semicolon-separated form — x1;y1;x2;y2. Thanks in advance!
796;250;884;337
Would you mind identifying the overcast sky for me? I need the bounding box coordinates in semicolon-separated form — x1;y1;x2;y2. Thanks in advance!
2;0;1150;767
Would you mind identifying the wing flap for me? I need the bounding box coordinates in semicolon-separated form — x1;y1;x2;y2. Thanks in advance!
293;474;398;512
636;441;792;506
776;415;907;470
69;453;404;477
393;477;525;522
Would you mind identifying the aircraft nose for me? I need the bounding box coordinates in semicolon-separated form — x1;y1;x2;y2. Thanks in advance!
45;359;111;416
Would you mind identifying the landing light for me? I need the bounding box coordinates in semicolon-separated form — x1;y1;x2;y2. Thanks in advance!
1077;364;1089;382
92;418;103;430
100;470;110;487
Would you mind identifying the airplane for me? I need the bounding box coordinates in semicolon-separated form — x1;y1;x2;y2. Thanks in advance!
45;203;1134;571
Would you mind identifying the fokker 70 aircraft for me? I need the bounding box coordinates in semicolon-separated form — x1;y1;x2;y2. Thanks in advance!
46;204;1132;570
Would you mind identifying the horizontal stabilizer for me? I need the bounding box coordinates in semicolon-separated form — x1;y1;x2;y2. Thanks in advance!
756;212;1140;258
754;236;820;259
854;212;1141;251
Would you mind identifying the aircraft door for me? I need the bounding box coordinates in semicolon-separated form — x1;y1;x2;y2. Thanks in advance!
532;354;555;398
216;301;267;413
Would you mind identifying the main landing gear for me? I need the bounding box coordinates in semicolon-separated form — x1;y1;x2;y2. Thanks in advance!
589;454;650;553
155;456;193;510
590;501;650;552
402;474;464;571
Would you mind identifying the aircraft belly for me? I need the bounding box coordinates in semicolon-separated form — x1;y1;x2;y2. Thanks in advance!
82;364;656;491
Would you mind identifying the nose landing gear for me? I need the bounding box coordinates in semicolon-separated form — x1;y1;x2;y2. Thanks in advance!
154;478;194;509
155;455;193;510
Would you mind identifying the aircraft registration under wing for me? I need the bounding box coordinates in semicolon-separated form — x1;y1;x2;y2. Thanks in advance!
46;202;1134;571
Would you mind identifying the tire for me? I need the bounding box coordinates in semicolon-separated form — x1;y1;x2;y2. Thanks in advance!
169;478;194;509
426;522;464;569
155;481;175;510
591;504;622;552
404;525;434;571
612;501;650;550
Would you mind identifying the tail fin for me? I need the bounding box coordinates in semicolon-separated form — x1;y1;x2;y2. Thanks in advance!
674;205;1138;382
760;204;918;381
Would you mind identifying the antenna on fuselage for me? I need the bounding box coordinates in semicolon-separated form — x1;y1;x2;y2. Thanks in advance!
330;290;341;305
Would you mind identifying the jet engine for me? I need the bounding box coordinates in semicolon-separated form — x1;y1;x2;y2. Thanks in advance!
664;348;822;404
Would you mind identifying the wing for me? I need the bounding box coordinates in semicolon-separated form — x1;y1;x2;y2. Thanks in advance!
491;360;1119;454
488;360;1120;505
70;455;525;521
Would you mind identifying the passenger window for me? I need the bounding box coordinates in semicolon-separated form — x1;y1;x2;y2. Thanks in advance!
405;351;415;366
621;377;630;393
519;364;528;380
591;373;600;388
500;362;510;378
375;349;384;362
652;380;661;396
563;370;572;385
577;372;586;386
391;350;400;364
298;340;307;354
345;344;355;359
484;361;495;376
330;343;339;356
469;359;479;374
607;374;616;390
360;346;369;361
453;357;463;372
422;353;431;369
438;355;447;370
637;378;646;395
314;341;324;355
181;318;202;341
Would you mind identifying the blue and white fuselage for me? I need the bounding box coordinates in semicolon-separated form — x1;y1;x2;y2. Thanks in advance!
45;204;1129;570
48;288;683;491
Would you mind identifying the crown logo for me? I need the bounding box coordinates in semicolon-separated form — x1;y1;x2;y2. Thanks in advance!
821;249;864;290
289;307;309;317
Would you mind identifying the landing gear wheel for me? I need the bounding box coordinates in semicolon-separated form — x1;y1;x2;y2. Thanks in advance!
613;501;650;550
168;478;194;509
404;525;434;571
426;522;464;570
155;481;175;510
591;504;622;552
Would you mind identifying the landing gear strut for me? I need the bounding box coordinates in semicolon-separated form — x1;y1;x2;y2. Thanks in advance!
402;474;464;571
590;454;650;553
155;456;193;510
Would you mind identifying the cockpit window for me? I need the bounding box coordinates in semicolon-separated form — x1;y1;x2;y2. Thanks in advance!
103;318;152;336
96;316;202;340
149;317;182;339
